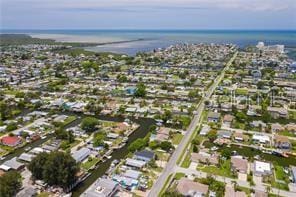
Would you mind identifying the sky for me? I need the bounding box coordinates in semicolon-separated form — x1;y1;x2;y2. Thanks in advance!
1;0;296;30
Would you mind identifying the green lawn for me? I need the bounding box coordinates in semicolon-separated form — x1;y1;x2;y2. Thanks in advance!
81;157;99;171
271;177;289;191
155;150;170;161
159;174;173;196
275;166;289;181
197;160;234;178
60;139;81;151
63;116;77;126
235;88;249;95
174;172;185;180
289;111;296;120
180;147;192;168
279;130;296;137
172;133;183;145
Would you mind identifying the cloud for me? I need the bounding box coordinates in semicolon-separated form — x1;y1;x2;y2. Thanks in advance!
1;0;295;29
2;0;295;12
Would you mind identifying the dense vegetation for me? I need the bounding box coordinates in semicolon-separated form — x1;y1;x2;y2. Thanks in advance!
81;117;100;133
28;151;79;189
0;171;22;197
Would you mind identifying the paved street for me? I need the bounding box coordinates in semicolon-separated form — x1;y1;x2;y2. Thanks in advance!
148;52;238;197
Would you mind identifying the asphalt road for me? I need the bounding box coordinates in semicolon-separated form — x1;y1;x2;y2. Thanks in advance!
148;52;238;197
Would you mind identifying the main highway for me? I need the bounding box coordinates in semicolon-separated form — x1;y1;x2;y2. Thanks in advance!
148;51;238;197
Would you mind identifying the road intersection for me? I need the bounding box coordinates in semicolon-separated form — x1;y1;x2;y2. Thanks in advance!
148;52;238;197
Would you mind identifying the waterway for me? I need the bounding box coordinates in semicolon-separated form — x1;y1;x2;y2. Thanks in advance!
71;115;155;197
1;108;155;195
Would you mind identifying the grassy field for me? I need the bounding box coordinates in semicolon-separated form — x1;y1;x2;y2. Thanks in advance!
172;133;183;145
174;172;185;180
63;116;77;126
180;146;192;168
159;173;173;196
197;160;234;178
81;157;100;171
235;88;249;95
278;130;296;137
275;165;289;181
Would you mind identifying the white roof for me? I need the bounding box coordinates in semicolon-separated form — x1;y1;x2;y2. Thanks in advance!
253;134;270;142
255;161;271;173
0;164;11;171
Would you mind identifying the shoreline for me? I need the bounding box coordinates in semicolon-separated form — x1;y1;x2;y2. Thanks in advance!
29;33;148;46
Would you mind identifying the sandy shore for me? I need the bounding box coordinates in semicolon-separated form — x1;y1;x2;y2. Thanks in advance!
29;33;127;43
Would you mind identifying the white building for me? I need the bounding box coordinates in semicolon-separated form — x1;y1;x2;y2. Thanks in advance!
254;160;272;176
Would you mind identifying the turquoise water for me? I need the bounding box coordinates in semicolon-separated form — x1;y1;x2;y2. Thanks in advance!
2;29;296;55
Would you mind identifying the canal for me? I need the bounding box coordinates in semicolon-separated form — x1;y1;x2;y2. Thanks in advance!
71;116;155;197
1;109;155;196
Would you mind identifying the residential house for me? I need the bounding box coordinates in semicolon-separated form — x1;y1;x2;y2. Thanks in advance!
83;178;119;197
225;186;246;197
191;151;219;165
176;178;209;197
218;130;232;139
233;132;249;142
1;136;22;147
0;157;25;171
267;107;288;119
207;112;220;123
250;121;267;129
254;161;272;176
18;153;36;162
155;127;170;142
223;114;234;127
231;156;248;174
134;150;155;162
199;125;211;136
285;123;296;132
252;134;270;144
125;158;146;169
271;123;284;133
72;147;91;163
274;135;291;149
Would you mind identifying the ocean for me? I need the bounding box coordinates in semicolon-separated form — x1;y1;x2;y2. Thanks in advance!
1;29;296;57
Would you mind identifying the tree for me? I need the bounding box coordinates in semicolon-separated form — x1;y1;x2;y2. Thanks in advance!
81;117;99;133
134;82;146;97
221;149;232;159
149;141;159;150
29;151;79;189
159;141;173;151
0;171;22;197
207;129;217;142
193;145;199;153
235;111;248;123
28;152;48;180
162;110;172;122
93;132;106;147
6;122;17;131
128;138;147;152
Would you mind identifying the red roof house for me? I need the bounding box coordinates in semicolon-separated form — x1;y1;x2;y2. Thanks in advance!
1;136;22;147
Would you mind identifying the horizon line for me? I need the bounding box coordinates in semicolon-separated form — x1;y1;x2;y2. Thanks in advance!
1;28;296;31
